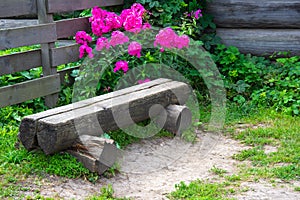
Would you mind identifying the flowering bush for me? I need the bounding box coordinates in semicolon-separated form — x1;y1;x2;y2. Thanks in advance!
73;3;222;104
75;3;196;83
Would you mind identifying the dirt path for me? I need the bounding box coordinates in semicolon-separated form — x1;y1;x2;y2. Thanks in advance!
21;131;300;199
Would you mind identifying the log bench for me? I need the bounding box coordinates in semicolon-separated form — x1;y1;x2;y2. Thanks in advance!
18;78;192;174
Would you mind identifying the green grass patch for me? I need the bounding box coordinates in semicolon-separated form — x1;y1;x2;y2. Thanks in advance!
230;108;300;181
210;165;228;177
168;180;236;200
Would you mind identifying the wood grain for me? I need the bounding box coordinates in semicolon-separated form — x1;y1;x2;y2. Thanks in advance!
0;19;38;29
56;17;91;39
47;0;124;13
0;0;37;18
0;24;57;50
0;50;42;76
50;43;80;67
217;28;300;56
0;74;60;108
154;105;192;135
67;135;119;175
207;0;300;28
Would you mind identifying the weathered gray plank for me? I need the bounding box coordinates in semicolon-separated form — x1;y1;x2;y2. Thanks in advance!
0;19;38;29
47;0;124;13
37;0;58;108
0;24;57;50
0;50;42;76
0;0;37;18
51;43;80;66
0;74;60;108
19;78;173;150
217;28;300;56
56;17;91;39
207;0;300;28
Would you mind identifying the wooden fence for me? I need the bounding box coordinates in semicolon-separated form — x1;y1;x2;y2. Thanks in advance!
0;0;123;108
207;0;300;56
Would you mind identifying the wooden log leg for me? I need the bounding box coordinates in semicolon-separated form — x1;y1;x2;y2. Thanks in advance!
155;105;192;135
67;135;119;175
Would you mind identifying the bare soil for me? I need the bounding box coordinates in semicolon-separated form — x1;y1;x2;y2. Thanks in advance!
20;129;300;199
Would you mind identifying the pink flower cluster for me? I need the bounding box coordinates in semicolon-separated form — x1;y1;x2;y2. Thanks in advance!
120;3;148;33
75;31;93;58
90;7;122;37
90;3;150;36
109;31;129;47
128;41;142;58
114;60;129;73
154;28;190;50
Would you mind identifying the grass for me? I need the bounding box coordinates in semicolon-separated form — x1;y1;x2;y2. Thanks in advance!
168;180;236;200
229;109;300;181
0;99;299;199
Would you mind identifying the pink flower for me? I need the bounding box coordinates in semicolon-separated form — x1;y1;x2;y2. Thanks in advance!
154;27;190;49
96;37;109;51
120;3;146;32
121;10;143;32
79;44;93;59
192;9;202;19
154;28;177;48
89;7;122;36
174;35;190;49
142;23;151;30
138;78;151;84
114;60;129;73
128;41;142;58
75;31;92;45
131;3;146;16
109;31;129;47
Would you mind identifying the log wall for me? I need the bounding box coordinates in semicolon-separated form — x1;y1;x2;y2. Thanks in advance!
207;0;300;56
0;0;123;108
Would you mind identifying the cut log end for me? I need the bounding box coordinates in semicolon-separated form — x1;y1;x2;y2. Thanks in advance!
155;105;192;135
67;135;119;175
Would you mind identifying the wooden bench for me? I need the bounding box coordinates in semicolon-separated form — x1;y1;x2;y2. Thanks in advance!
18;78;192;174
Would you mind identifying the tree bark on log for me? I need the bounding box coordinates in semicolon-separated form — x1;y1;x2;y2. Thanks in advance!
207;0;300;28
19;79;191;155
154;105;192;135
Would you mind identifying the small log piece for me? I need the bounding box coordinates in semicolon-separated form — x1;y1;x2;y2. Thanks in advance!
67;135;119;175
155;105;192;135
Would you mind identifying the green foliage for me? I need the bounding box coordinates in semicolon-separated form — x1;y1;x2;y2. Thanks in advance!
168;180;235;199
213;44;300;115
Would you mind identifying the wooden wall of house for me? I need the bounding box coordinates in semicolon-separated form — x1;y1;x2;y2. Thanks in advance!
207;0;300;56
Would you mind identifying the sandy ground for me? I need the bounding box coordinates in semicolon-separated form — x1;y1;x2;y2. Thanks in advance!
20;130;300;199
